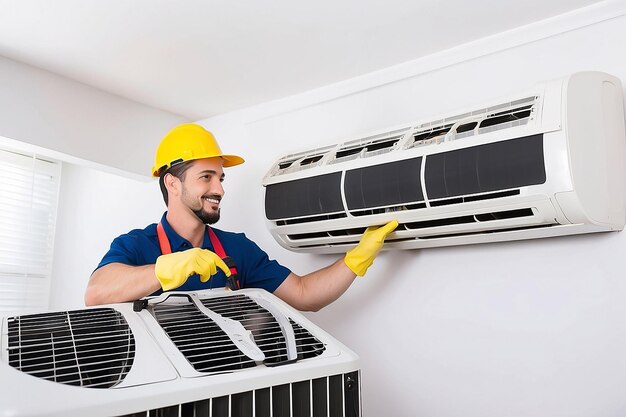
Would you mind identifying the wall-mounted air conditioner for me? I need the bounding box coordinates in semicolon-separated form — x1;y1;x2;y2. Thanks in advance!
262;72;626;253
0;289;361;417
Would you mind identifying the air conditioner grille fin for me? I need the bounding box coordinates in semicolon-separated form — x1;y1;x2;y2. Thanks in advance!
201;295;325;363
335;135;403;160
153;302;257;372
290;319;326;359
287;207;536;242
6;308;135;388
410;96;537;149
276;212;347;226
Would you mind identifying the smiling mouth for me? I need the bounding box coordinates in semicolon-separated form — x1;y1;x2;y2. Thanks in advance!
203;196;221;205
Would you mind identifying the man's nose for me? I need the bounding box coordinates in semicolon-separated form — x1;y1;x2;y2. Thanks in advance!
212;179;225;196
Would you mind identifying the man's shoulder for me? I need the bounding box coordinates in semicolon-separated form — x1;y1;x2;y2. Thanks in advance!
114;223;158;242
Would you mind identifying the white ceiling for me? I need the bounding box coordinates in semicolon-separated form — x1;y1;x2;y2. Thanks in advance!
0;0;608;120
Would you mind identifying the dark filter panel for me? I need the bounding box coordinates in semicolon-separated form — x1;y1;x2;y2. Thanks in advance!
265;172;344;220
345;157;423;210
425;134;546;199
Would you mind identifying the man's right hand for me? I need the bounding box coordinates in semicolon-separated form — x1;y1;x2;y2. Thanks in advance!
155;248;231;291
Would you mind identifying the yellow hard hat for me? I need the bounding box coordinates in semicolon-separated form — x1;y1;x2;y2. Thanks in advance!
152;124;245;177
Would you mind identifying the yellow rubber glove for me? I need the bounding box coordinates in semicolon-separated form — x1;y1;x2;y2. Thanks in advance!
155;248;231;291
344;220;399;276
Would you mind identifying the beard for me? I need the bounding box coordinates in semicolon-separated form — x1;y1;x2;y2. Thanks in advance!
193;207;220;224
180;184;221;224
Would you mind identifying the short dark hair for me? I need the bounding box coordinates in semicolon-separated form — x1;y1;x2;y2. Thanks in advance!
158;160;195;206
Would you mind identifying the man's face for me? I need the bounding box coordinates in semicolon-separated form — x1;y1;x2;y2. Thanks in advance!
179;158;225;224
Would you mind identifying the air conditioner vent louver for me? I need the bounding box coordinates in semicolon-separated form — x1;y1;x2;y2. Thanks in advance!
335;135;402;160
276;212;347;226
409;96;536;149
287;207;537;244
153;295;326;372
6;308;134;388
290;319;326;359
152;302;257;373
200;295;325;364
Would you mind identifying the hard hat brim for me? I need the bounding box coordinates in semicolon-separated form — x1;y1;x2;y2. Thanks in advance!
151;154;245;176
221;154;245;167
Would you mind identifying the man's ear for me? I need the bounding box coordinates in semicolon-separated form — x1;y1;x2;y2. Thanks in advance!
164;173;181;197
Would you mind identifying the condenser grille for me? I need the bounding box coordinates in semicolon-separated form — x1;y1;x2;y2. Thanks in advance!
201;295;288;364
291;319;326;359
153;302;257;373
117;371;361;417
201;295;325;364
6;308;134;388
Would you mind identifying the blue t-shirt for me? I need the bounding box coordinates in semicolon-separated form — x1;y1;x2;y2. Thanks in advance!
96;213;291;294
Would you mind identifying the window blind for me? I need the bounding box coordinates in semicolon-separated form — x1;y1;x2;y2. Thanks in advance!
0;147;61;313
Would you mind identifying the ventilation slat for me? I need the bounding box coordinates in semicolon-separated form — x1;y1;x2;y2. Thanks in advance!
16;349;135;369
153;300;257;373
7;332;134;349
7;339;135;357
152;295;325;371
128;373;359;417
201;295;325;365
7;308;135;388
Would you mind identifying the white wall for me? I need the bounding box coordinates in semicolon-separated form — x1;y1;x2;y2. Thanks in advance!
0;55;186;178
49;8;626;417
49;163;164;308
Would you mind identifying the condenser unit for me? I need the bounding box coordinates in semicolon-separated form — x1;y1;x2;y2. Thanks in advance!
0;289;361;417
262;71;626;253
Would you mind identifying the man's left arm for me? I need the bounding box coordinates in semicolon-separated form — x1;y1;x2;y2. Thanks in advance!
273;220;398;311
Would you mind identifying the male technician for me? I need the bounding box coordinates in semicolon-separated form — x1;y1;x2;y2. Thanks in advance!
85;124;397;311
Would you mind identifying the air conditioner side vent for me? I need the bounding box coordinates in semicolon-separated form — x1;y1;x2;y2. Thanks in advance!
200;295;325;365
290;319;326;360
152;302;257;373
287;207;537;242
6;308;135;388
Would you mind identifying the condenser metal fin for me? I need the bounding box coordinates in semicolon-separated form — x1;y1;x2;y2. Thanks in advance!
189;293;265;362
5;308;135;388
249;294;298;361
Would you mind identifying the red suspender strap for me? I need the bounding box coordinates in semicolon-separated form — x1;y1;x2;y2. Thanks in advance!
207;227;238;276
157;222;238;276
156;222;172;255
